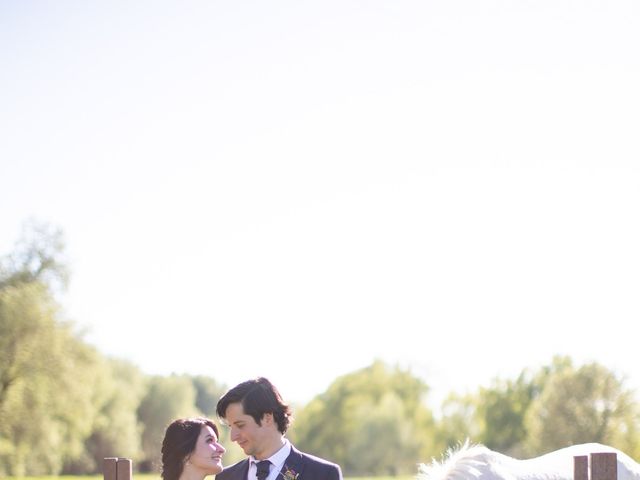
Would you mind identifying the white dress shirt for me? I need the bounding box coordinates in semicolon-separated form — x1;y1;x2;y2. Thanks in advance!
249;439;292;480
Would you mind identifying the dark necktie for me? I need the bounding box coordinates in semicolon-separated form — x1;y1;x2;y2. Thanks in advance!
256;460;271;480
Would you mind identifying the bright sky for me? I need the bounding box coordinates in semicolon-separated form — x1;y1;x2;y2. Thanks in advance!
1;1;639;408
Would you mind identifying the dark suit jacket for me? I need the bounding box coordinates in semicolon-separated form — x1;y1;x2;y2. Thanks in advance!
216;445;342;480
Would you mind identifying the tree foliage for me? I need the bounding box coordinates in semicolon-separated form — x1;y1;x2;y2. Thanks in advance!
434;392;479;450
474;371;542;455
0;281;107;475
137;375;200;471
435;355;640;459
0;220;68;292
291;360;436;476
192;374;226;417
524;360;639;455
80;358;147;473
0;223;100;476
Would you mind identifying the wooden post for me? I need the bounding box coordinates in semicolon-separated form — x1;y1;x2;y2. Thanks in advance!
574;455;589;480
104;457;132;480
117;458;132;480
591;452;617;480
104;458;118;480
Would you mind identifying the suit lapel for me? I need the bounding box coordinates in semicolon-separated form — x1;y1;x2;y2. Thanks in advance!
238;458;251;480
280;445;305;480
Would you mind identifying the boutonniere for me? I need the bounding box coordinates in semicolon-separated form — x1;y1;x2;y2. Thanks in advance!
281;466;299;480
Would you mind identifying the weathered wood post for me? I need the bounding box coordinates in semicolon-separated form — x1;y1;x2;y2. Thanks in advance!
104;457;118;480
591;452;617;480
574;455;589;480
574;451;617;480
104;457;132;480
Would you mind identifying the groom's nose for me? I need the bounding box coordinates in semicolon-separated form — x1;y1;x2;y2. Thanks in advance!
230;427;240;442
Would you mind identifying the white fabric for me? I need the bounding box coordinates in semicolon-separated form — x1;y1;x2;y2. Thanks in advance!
249;440;292;480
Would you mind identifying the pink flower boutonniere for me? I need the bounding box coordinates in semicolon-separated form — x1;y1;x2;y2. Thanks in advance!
281;466;299;480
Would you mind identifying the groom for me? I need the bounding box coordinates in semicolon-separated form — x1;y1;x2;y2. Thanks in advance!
215;377;342;480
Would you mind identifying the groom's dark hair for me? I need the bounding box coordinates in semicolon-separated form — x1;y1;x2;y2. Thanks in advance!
216;377;292;433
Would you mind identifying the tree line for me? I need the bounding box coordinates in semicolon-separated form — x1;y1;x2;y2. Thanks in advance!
1;222;639;477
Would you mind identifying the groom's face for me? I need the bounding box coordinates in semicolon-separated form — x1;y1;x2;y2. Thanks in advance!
224;402;272;459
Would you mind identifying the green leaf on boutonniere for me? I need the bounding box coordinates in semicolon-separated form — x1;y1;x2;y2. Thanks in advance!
281;466;299;480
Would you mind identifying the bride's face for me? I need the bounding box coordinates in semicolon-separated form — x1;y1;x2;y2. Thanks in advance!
185;425;225;475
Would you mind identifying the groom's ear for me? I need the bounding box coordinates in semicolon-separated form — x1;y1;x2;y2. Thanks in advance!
261;413;274;427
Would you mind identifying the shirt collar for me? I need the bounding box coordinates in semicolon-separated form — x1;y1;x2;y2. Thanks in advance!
250;438;292;469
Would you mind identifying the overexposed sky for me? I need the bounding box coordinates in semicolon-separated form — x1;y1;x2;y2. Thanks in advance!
1;1;639;407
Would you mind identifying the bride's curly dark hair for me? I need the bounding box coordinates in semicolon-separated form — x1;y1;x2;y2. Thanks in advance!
161;417;219;480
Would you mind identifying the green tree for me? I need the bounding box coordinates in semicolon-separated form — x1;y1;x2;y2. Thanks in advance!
0;221;233;475
475;371;540;455
291;360;436;476
432;355;635;457
434;392;479;450
524;361;639;455
0;282;105;475
137;374;199;472
0;221;68;412
0;220;68;292
0;222;104;476
192;375;226;417
344;391;423;475
80;358;146;473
